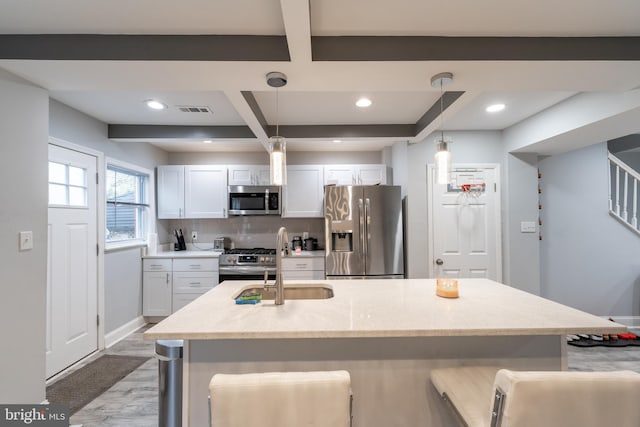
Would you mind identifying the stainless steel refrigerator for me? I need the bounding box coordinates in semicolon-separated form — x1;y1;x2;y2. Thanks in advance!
324;185;404;279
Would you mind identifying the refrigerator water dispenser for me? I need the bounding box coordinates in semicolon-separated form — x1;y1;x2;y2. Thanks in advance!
331;232;353;252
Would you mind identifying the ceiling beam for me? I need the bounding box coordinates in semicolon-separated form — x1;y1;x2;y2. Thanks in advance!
415;91;465;136
0;35;290;61
280;0;312;63
312;36;640;61
107;124;255;139
268;124;415;139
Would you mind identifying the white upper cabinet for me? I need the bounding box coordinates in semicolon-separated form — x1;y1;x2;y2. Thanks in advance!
185;165;228;218
324;164;389;186
228;165;271;186
157;166;185;219
283;165;325;218
157;165;228;219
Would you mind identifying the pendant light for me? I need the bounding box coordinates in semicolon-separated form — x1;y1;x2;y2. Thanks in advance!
266;72;288;186
431;72;453;185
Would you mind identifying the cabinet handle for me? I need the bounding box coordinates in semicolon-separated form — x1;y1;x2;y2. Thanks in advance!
166;273;170;284
150;264;163;268
189;282;201;286
189;265;201;269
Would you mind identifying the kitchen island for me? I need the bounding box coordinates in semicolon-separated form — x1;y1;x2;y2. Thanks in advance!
145;278;625;426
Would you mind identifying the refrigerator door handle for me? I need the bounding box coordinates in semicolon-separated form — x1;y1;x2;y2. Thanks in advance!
324;215;331;256
365;197;371;260
358;198;365;254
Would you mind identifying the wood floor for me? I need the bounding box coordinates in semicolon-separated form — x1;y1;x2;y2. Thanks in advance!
64;327;640;426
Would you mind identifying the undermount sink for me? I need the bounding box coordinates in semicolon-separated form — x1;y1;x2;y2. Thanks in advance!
234;284;334;300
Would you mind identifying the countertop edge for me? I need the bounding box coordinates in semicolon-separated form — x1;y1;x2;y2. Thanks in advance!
143;326;627;341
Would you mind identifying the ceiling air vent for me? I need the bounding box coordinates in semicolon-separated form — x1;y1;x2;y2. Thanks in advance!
177;105;213;114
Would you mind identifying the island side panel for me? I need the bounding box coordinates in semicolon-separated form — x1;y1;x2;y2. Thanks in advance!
187;335;563;427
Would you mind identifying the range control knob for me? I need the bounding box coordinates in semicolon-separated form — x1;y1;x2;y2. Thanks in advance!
259;257;265;263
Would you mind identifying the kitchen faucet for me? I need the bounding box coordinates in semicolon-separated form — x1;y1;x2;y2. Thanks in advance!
264;226;289;305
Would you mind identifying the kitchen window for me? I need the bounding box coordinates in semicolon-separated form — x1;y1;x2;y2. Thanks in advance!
105;160;153;248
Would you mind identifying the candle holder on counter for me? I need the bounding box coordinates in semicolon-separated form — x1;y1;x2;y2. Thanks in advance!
436;278;459;298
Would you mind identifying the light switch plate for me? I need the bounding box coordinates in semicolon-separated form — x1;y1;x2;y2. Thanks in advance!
520;221;536;233
19;231;33;251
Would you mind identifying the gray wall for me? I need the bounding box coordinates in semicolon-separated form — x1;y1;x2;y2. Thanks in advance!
504;153;541;294
49;99;169;334
406;131;505;279
168;150;382;165
0;70;48;403
539;142;640;316
104;248;144;332
50;100;168;171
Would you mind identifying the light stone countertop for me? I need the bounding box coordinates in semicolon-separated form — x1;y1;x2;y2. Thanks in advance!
144;278;626;340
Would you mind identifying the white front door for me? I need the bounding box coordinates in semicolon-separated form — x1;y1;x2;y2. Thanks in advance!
428;165;502;281
47;144;98;378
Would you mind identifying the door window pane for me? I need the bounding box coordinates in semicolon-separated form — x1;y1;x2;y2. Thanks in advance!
49;162;66;184
49;184;67;205
69;187;87;206
68;166;86;187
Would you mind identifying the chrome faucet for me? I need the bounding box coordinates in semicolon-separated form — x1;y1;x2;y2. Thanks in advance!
264;226;289;305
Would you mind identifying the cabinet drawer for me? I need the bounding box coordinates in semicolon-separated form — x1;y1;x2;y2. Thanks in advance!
172;293;205;312
173;258;218;272
173;272;218;293
143;258;172;272
282;257;324;271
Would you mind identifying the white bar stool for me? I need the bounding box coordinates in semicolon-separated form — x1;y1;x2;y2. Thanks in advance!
209;370;352;427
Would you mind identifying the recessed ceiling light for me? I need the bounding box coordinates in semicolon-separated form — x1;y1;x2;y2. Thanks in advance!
203;140;212;144
486;103;506;113
332;139;342;144
145;99;167;110
356;97;372;108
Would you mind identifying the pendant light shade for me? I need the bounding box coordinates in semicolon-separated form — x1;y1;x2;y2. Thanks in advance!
435;139;451;185
266;71;288;186
269;135;286;186
431;72;454;185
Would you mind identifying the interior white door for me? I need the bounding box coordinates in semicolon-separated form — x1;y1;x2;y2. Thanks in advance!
47;144;98;378
428;165;501;281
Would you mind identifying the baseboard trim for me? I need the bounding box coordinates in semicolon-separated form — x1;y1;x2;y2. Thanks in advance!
104;316;146;349
604;315;640;330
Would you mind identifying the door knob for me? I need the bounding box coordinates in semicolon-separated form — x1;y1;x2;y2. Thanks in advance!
435;258;444;266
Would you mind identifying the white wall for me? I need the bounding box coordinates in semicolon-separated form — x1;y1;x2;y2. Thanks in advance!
49;99;169;334
0;70;48;403
539;142;640;316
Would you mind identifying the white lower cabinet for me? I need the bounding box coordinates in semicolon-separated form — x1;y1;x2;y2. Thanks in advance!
281;256;325;280
143;257;219;316
142;259;172;316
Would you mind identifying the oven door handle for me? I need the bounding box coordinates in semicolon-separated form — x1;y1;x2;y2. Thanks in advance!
219;266;276;275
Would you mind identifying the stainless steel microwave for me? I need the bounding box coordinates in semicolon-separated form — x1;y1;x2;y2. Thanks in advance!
228;185;281;215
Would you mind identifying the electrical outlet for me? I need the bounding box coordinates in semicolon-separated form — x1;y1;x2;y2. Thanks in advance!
191;231;198;241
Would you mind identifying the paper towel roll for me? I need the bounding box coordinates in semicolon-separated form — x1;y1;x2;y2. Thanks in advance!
147;233;157;255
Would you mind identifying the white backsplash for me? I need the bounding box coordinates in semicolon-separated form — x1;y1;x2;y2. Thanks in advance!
162;216;325;249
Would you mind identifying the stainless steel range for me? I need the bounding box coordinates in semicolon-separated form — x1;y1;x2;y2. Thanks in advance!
219;248;277;281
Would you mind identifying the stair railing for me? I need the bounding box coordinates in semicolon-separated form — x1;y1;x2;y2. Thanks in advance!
608;151;640;233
